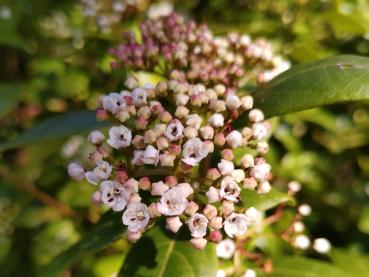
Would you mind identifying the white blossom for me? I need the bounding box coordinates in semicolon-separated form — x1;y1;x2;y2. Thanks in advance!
182;138;209;166
131;88;147;106
151;181;169;196
85;160;112;185
206;186;220;203
107;125;132;149
244;207;259;223
122;203;150;232
220;176;241;202
157;187;188;216
216;239;236;259
232;169;245;183
226;130;242;149
218;159;234;175
68;163;85;181
298;204;312;216
188;213;209;238
294;234;310;250
250;163;271;180
186;114;202;129
313;238;331;254
100;180;130;211
141;145;160;165
131;150;144;165
103;93;126;114
164;119;184;141
224;213;248;238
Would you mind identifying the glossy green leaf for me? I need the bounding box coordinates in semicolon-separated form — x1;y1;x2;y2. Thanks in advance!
40;212;124;277
358;204;369;234
331;249;369;276
0;111;110;151
252;55;369;119
119;224;218;277
257;256;347;277
0;83;23;118
240;188;294;211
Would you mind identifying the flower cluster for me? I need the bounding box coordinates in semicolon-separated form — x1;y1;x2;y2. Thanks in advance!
109;12;290;88
68;74;274;249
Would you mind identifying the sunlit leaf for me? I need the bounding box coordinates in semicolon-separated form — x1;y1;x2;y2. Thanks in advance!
240;188;294;211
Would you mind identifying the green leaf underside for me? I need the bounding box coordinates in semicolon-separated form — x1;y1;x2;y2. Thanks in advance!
330;249;369;277
254;55;369;118
119;224;218;277
40;212;124;277
257;256;347;277
0;111;110;151
240;188;294;211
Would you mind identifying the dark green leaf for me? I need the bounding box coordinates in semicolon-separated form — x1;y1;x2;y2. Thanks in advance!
0;83;23;118
0;111;111;151
119;224;218;277
257;256;347;277
358;204;369;234
331;249;369;276
40;212;124;277
234;55;369;125
240;188;294;211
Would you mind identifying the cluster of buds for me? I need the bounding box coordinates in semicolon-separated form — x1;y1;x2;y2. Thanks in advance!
110;12;290;88
80;0;151;32
68;74;273;249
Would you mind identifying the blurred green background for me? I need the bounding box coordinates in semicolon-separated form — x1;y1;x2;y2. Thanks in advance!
1;0;369;276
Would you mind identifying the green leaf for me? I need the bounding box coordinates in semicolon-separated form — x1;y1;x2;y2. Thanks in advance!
358;204;369;234
247;55;369;120
40;212;124;277
119;224;218;277
240;188;294;211
0;83;23;118
0;111;110;151
257;256;347;277
331;248;369;277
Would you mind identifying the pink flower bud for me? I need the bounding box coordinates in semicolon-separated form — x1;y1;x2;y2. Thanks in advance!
148;203;161;218
242;127;253;140
136;116;148;129
137;106;151;120
175;106;189;119
128;193;142;204
91;191;102;205
168;144;181;156
116;111;130;122
132;135;146;149
244;177;258;190
209;216;223;229
124;178;139;193
209;99;226;112
164;176;178;187
177;183;194;198
96;109;109;121
221;149;234;161
214;133;226;146
127;231;142;243
123;95;133;106
159;153;176;166
151;181;169;196
190;94;202;106
88;130;105;146
184;126;198;139
203;204;218;219
200;126;214;140
125;76;138;90
143;130;158;144
185;201;199;216
116;170;128;183
139;177;151;190
159;111;172;123
155;81;167;96
206;186;220;203
256;141;269;155
190;237;208;250
220;200;234;216
166;216;183;233
206;168;221;180
151;104;165;115
156;136;169;150
209;230;223;243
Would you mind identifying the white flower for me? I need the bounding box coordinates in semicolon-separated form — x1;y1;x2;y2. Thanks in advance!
151;181;169;196
107;125;132;149
216;239;236;259
186;114;203;129
141;145;160;166
218;159;234;175
182;138;209;166
252;123;268;140
188;213;209;238
226;130;242;148
250;163;271;180
100;180;130;211
220;176;241;202
164;120;184;141
224;213;248;238
85;160;112;185
88;130;105;145
208;113;224;128
103;93;126;114
177;183;194;198
225;93;240;110
206;186;220;203
244;207;259;223
157;187;188;216
122;203;150;232
68;163;85;181
313;238;331;254
131;88;147;106
294;234;310;250
298;204;312;216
